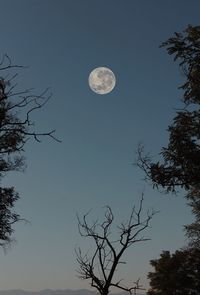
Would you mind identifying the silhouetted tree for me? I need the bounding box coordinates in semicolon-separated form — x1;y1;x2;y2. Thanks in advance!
185;185;200;248
137;25;200;193
0;54;59;248
76;196;156;295
136;25;200;248
147;248;200;295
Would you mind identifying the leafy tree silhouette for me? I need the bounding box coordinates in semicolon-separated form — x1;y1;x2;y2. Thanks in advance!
147;248;200;295
136;25;200;248
137;25;200;193
0;54;59;248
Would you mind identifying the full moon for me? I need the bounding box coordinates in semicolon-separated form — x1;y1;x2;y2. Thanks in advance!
88;67;116;95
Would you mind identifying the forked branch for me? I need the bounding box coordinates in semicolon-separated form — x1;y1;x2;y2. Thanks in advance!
76;196;156;295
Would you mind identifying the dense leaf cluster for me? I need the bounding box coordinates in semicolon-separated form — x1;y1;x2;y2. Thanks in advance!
147;249;200;295
185;185;200;248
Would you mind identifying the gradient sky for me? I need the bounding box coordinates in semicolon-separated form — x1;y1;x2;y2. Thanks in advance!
0;0;200;292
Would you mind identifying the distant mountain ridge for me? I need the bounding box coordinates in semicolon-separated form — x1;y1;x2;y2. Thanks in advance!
0;289;144;295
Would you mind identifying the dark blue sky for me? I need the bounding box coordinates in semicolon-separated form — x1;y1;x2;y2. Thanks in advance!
0;0;199;291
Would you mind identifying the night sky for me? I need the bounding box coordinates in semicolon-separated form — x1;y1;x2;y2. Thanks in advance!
0;0;200;291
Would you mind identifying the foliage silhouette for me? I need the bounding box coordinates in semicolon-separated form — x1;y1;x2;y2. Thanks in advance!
147;248;200;295
137;25;200;193
136;25;200;248
185;185;200;248
0;54;59;248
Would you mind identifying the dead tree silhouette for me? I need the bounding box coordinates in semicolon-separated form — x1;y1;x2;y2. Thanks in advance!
76;195;156;295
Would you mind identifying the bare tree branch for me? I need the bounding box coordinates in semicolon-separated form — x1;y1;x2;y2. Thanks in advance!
76;197;157;295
